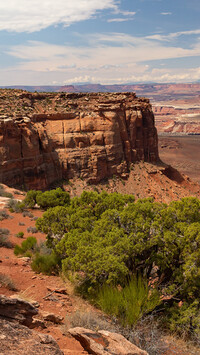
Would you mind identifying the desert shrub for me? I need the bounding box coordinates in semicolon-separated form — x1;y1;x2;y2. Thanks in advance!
24;190;38;208
22;210;33;218
19;222;25;226
36;192;200;337
0;209;9;221
0;191;13;198
15;231;24;238
0;235;13;248
14;190;23;195
36;188;70;210
31;252;60;275
7;199;26;213
0;228;10;236
97;277;161;327
14;236;37;256
126;315;169;355
0;273;17;291
0;185;13;198
65;310;113;332
166;300;200;342
0;228;12;248
27;226;38;234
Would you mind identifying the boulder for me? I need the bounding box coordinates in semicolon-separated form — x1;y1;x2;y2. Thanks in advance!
41;311;64;324
68;327;148;355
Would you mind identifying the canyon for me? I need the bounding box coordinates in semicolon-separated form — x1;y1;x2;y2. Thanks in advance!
0;90;158;189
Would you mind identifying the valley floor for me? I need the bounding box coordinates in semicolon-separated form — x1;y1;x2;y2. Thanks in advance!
159;135;200;184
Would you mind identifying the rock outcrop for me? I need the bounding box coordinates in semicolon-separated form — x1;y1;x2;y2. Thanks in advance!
0;319;63;355
68;327;148;355
0;295;63;355
0;90;159;189
0;295;38;327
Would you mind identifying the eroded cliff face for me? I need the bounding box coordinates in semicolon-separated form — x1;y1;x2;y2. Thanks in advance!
0;90;159;189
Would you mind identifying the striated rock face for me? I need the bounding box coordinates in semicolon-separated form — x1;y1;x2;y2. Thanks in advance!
0;90;159;189
0;295;38;327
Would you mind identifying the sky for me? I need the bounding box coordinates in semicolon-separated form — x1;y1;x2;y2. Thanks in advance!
0;0;200;86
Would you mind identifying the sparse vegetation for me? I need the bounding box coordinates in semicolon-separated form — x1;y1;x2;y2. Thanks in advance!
14;236;37;256
15;231;24;238
19;221;25;226
0;273;17;291
27;226;38;234
65;310;113;332
0;209;9;221
0;228;12;248
7;199;26;213
0;185;13;198
31;252;60;275
22;210;34;218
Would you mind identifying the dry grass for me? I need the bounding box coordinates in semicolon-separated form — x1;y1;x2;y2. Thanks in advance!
0;273;18;291
65;310;114;332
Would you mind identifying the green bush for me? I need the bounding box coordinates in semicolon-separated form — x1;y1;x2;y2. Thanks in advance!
35;192;200;337
15;231;24;238
24;190;39;208
36;188;70;210
167;300;200;341
31;252;60;275
14;236;37;256
97;276;161;327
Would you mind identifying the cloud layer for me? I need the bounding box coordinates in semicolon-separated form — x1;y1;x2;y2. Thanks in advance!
0;0;116;32
2;30;200;85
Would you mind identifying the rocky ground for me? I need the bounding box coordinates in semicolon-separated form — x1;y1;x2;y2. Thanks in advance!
59;161;200;205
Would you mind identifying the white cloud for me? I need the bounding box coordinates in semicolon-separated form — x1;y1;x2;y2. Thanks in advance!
2;31;200;85
161;12;172;16
108;8;136;22
6;35;200;71
147;29;200;41
107;18;134;22
0;0;117;32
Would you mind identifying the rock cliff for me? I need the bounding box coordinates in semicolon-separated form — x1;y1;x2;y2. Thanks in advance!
0;90;159;189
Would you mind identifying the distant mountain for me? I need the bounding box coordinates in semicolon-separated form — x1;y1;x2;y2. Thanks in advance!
1;83;200;100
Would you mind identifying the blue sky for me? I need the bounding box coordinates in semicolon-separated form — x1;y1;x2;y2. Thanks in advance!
0;0;200;85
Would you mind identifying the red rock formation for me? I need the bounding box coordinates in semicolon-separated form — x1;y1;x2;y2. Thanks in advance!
0;91;159;189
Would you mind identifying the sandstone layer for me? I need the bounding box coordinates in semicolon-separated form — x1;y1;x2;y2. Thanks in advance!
0;90;158;189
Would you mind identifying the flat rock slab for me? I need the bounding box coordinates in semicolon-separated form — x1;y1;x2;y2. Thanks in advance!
0;318;63;355
68;327;148;355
